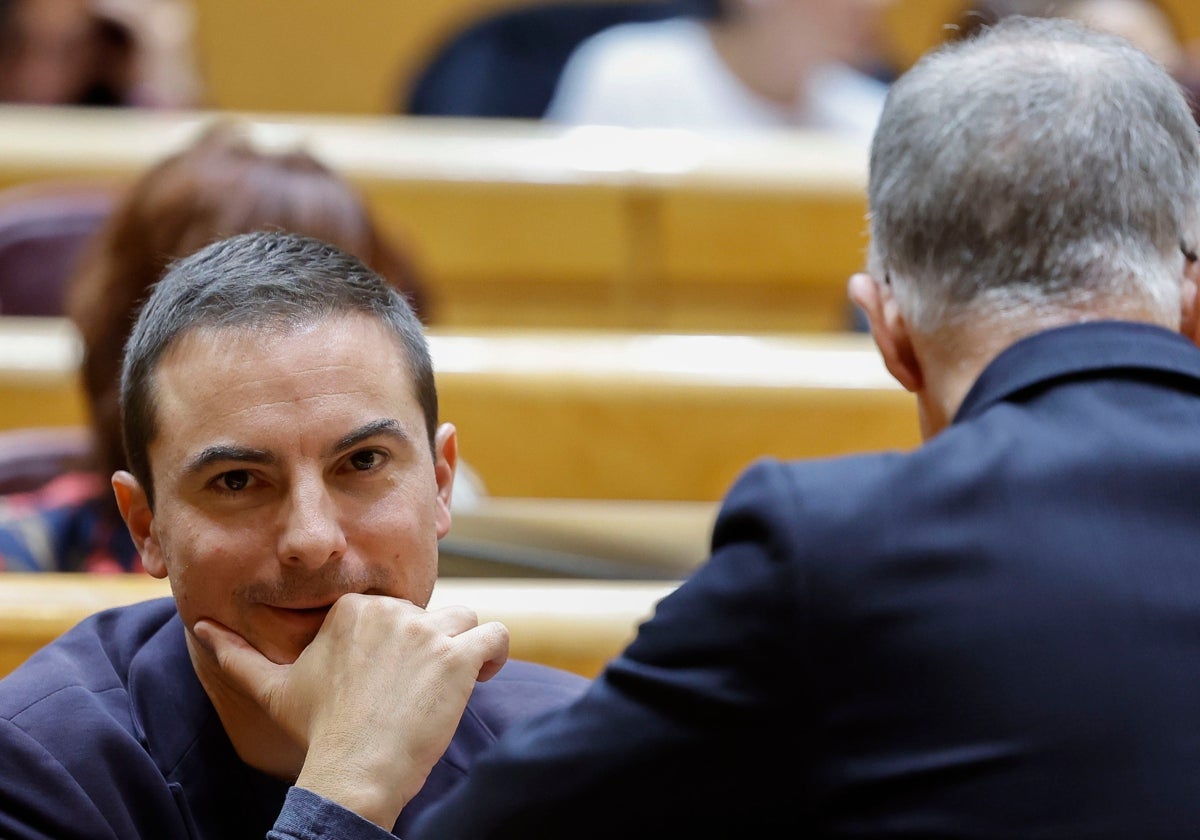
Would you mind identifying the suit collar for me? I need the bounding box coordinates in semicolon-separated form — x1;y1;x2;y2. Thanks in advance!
955;320;1200;424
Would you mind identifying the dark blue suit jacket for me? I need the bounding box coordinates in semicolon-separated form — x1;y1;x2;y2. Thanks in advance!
412;321;1200;838
0;597;588;839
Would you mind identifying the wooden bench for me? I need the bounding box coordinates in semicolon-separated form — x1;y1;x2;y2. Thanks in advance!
190;0;606;115
432;327;920;499
0;107;870;332
190;0;1200;117
189;0;925;116
441;496;716;579
0;317;921;501
0;316;86;429
0;573;677;679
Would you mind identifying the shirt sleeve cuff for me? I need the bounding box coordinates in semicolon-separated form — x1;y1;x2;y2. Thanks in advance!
267;786;399;840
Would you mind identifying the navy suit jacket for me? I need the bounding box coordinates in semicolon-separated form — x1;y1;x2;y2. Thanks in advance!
0;597;588;839
412;321;1200;838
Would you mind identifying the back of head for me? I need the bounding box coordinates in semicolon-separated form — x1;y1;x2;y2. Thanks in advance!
119;230;436;508
868;14;1200;335
66;119;425;490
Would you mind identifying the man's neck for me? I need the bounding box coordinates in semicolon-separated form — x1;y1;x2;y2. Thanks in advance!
913;305;1180;439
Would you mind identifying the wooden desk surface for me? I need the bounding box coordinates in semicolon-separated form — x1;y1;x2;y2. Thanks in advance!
0;316;86;429
0;108;866;206
430;326;919;498
0;107;869;332
0;573;677;679
0;316;920;500
443;496;717;578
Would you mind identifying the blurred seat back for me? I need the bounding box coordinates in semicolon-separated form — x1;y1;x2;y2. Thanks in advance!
0;182;116;317
0;426;94;496
401;0;717;118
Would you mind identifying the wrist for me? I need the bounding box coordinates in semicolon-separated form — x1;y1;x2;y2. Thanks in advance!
296;746;415;830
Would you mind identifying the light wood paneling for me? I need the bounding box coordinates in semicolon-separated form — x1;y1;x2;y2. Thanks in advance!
434;329;918;499
0;108;873;333
190;0;648;115
0;573;677;679
0;317;86;429
183;0;1200;118
0;317;920;501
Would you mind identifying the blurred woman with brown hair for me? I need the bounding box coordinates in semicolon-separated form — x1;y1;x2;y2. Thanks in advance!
0;119;429;571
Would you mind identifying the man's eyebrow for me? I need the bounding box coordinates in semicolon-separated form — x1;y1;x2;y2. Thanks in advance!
182;445;276;478
329;418;411;457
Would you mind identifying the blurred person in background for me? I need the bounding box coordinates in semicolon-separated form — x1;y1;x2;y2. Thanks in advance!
544;0;896;141
0;0;201;107
0;120;431;572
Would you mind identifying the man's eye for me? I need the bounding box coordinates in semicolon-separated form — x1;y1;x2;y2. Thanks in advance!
349;450;384;471
216;470;251;492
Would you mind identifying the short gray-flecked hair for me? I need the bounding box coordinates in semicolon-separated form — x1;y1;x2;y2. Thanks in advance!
867;15;1200;333
120;230;437;508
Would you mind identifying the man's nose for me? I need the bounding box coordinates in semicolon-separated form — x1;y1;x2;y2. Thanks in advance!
277;476;347;568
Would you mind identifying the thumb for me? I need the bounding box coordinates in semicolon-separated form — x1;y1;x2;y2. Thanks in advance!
192;618;286;702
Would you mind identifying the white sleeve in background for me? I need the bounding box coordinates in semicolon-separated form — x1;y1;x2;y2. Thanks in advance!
543;16;885;140
544;18;776;128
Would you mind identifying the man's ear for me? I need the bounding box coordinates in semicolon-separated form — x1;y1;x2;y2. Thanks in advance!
848;272;924;393
112;470;167;579
432;423;459;540
1179;247;1200;347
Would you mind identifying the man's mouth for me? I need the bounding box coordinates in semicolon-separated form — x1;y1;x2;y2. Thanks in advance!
287;604;333;616
267;594;342;613
261;602;336;627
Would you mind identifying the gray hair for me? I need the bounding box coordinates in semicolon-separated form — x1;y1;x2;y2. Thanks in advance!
120;230;437;508
868;15;1200;333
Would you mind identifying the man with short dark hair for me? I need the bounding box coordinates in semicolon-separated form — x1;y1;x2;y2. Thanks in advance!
0;231;587;838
